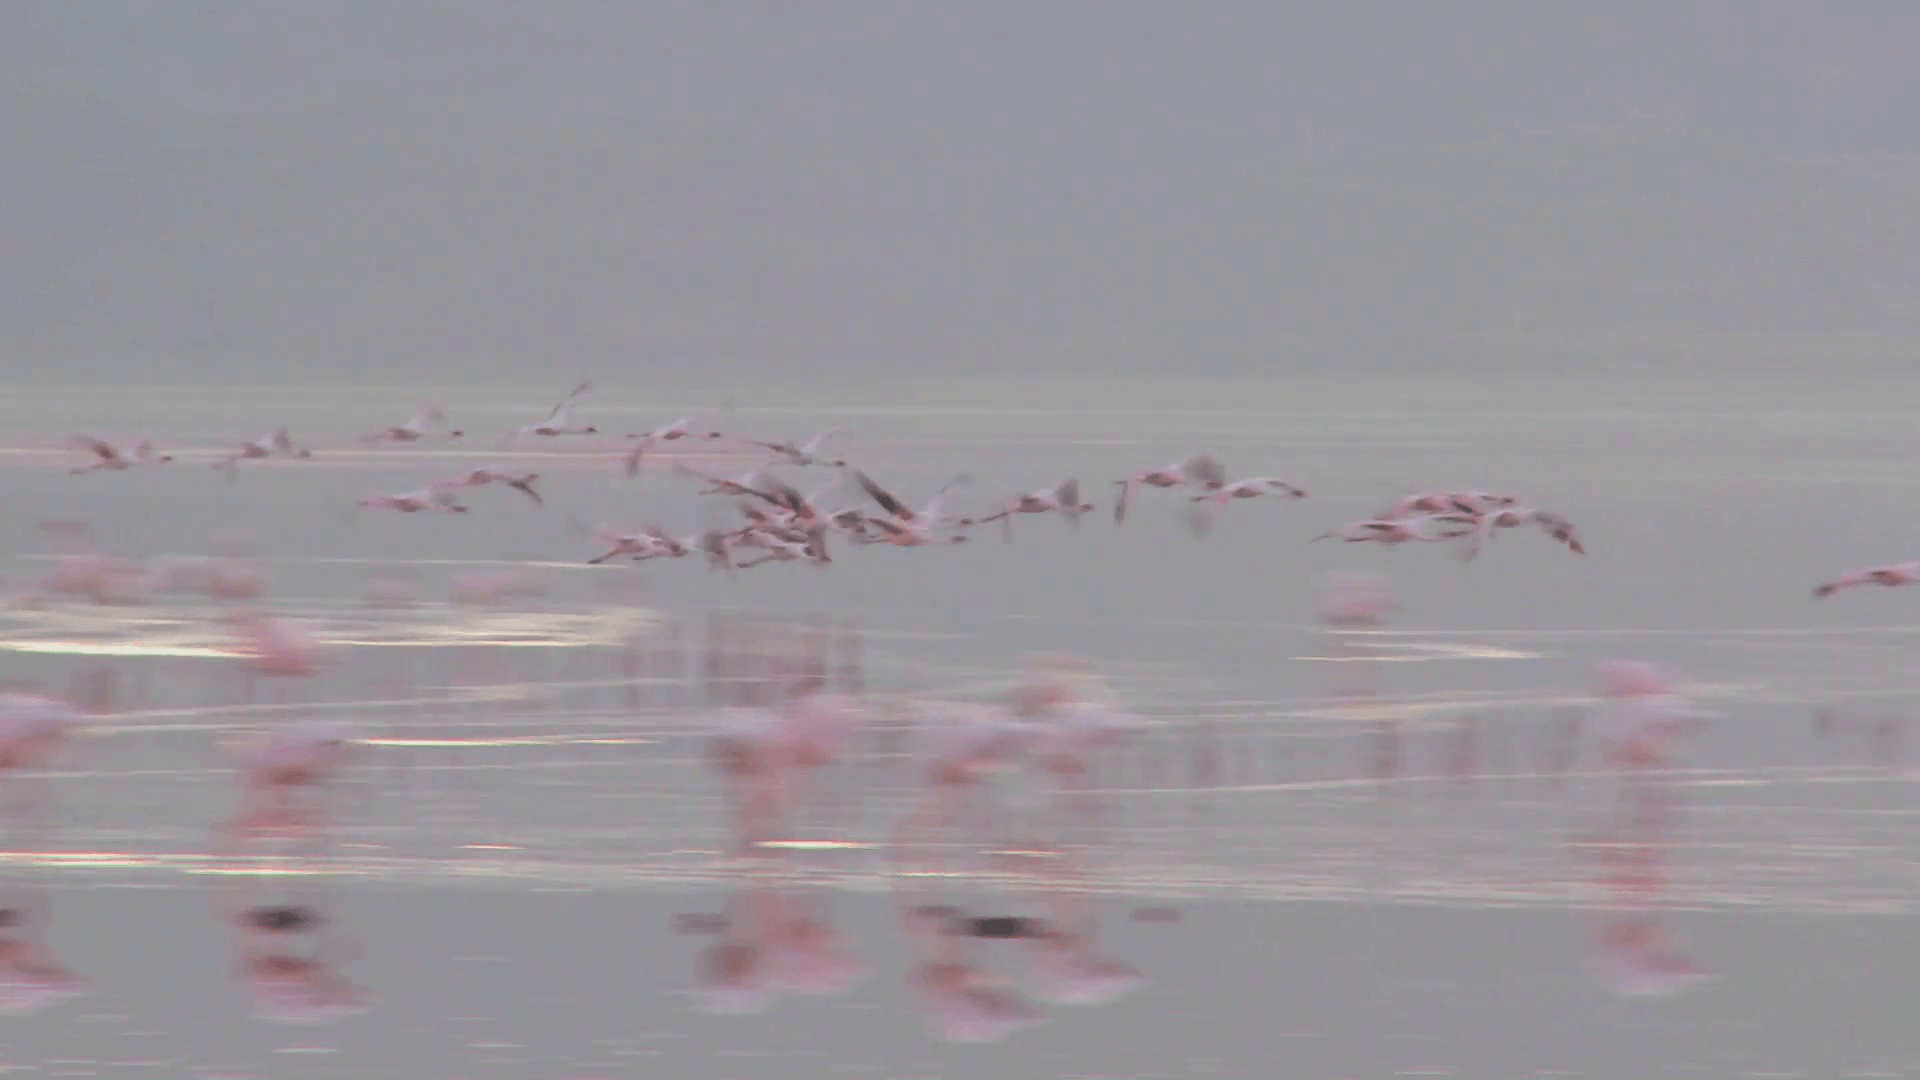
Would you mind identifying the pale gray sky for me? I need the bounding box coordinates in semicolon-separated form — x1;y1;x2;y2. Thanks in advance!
10;3;1920;386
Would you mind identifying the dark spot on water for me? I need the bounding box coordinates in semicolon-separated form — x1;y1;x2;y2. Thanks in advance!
965;915;1042;939
675;913;726;934
250;905;318;933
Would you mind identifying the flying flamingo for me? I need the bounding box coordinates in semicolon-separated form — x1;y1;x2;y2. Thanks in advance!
511;380;597;438
1379;490;1520;520
974;479;1094;543
849;470;974;547
1187;476;1308;536
68;436;171;474
352;485;470;515
1463;507;1586;561
215;428;311;480
583;528;667;565
361;405;461;442
624;411;728;475
630;528;698;562
749;429;851;468
1812;562;1920;598
1310;519;1448;547
674;462;781;501
1191;476;1308;506
1112;454;1227;525
736;534;832;570
441;469;542;506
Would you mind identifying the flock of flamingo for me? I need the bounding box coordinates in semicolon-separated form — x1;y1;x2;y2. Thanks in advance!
68;380;1605;569
7;379;1912;1037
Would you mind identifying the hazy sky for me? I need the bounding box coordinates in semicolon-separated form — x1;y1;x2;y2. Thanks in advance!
11;4;1920;387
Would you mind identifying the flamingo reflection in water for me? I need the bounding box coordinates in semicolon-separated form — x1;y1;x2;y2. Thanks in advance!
899;898;1048;1044
218;609;326;716
1012;655;1145;853
1011;846;1147;1008
1592;661;1718;833
888;697;1036;874
216;865;370;1023
706;631;871;857
215;720;364;859
1314;572;1404;786
0;672;112;837
0;878;84;1015
688;863;869;1014
1580;827;1709;997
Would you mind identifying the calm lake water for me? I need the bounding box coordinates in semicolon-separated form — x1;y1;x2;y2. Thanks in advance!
2;372;1919;1078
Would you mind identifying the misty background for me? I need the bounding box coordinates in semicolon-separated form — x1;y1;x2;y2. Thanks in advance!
11;3;1920;389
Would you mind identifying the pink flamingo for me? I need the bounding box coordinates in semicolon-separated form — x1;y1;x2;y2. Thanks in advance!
441;468;542;506
1192;476;1308;506
67;435;171;474
1378;490;1520;520
1188;476;1308;536
575;521;668;565
849;471;974;547
1464;507;1585;560
215;428;311;481
1310;519;1448;547
353;485;469;514
625;413;727;475
1112;453;1227;525
1812;561;1920;598
509;380;597;438
748;428;851;468
973;479;1094;543
360;404;461;442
